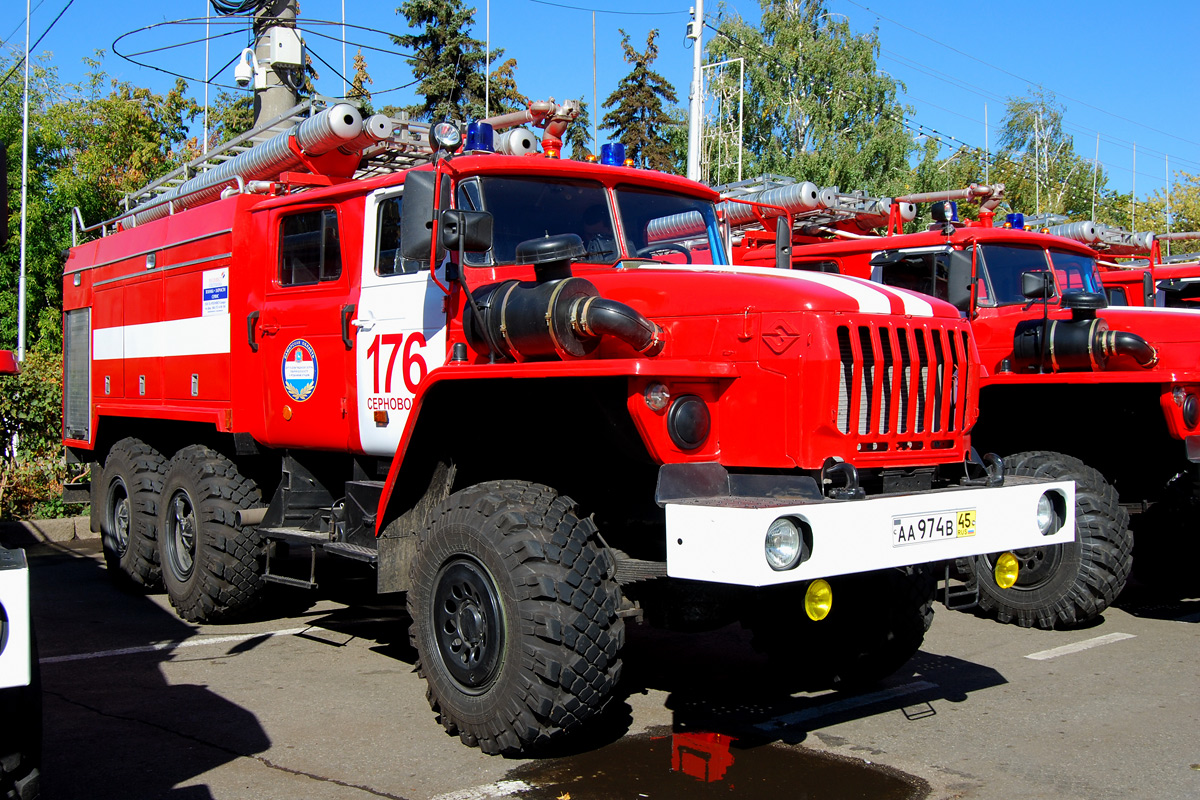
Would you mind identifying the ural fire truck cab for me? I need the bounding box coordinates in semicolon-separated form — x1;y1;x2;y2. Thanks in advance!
1083;226;1200;309
730;177;1200;628
63;101;1074;754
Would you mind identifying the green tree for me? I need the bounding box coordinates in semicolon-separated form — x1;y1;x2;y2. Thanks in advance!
0;52;198;352
392;0;488;121
486;57;527;116
990;87;1102;220
205;90;254;147
601;29;679;172
705;0;912;194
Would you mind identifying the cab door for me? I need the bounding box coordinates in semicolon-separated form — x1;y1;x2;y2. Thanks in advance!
353;186;449;457
258;205;355;450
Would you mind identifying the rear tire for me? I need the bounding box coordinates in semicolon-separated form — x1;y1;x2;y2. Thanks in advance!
958;451;1132;629
100;438;167;588
157;446;265;623
408;480;624;755
744;565;936;692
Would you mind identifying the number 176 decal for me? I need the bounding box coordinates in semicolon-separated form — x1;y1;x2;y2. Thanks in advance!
366;333;428;394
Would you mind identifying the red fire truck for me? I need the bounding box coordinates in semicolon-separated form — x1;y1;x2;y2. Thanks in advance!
62;100;1075;754
728;177;1200;629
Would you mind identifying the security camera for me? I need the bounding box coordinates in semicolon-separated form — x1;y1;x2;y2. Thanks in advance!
234;48;260;89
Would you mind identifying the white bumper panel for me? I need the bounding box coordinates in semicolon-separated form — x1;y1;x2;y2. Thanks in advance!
665;477;1076;586
0;551;32;690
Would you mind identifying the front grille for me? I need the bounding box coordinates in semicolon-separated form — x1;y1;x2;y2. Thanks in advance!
837;322;969;441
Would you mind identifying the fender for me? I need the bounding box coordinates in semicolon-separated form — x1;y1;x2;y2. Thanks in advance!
372;357;739;535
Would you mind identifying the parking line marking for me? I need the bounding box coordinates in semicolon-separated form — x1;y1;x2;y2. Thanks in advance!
1025;632;1136;661
40;627;310;664
431;780;534;800
755;680;939;731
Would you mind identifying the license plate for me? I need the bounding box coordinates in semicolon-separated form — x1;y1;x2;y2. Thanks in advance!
892;509;976;546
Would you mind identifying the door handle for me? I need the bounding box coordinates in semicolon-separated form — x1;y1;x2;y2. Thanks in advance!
246;311;260;352
341;304;356;350
351;318;375;331
260;320;280;335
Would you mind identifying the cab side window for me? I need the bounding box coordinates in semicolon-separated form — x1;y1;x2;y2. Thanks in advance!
280;209;342;286
376;196;425;275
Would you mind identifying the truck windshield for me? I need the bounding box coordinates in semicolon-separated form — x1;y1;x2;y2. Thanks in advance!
977;244;1102;306
458;175;726;266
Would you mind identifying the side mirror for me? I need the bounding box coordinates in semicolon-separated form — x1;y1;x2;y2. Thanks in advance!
400;171;452;263
440;209;493;253
1142;271;1154;306
774;214;792;271
946;251;973;311
1021;270;1053;300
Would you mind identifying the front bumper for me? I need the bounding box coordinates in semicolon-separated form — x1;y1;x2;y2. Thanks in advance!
660;468;1075;587
0;547;32;690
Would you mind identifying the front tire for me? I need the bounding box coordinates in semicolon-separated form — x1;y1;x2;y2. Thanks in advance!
959;451;1132;629
157;446;265;623
408;481;624;755
100;438;167;588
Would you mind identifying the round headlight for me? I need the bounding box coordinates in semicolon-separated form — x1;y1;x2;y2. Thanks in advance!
994;551;1020;589
1037;493;1056;535
805;579;833;621
765;517;802;571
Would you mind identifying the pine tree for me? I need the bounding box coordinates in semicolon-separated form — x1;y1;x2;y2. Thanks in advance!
566;98;594;160
392;0;488;121
601;29;679;172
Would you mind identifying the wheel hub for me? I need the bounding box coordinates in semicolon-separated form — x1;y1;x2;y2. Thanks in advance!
432;558;504;693
992;545;1062;590
106;480;131;554
166;491;197;580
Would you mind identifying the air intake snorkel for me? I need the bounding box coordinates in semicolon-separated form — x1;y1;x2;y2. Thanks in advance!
1013;280;1157;371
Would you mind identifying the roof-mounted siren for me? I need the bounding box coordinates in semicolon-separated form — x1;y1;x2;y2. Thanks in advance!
1004;212;1025;230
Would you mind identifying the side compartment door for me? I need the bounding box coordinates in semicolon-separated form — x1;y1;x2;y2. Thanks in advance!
354;187;449;457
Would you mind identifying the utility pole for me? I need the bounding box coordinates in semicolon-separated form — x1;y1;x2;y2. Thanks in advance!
253;0;301;126
686;0;704;181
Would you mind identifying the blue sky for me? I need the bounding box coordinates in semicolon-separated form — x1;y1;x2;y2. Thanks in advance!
2;0;1197;206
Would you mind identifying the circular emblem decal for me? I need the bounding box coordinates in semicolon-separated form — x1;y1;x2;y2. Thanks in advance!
282;339;318;402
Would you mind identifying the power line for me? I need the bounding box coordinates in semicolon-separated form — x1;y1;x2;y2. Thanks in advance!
0;0;45;49
0;0;75;90
525;0;685;16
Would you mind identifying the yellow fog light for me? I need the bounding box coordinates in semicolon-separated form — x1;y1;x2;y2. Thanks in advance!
805;579;833;621
994;552;1020;589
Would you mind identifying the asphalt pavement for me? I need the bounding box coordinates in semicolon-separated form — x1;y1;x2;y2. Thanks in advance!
15;536;1200;800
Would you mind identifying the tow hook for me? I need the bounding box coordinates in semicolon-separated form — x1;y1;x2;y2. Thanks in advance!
962;449;1004;487
822;460;865;499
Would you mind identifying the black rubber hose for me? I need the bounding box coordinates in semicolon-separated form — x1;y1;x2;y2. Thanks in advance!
1108;330;1157;368
574;297;664;355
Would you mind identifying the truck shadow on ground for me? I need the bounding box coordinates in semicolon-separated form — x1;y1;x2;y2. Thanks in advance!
26;542;272;800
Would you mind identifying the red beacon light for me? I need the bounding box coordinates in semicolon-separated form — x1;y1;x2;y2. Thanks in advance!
544;147;560;159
